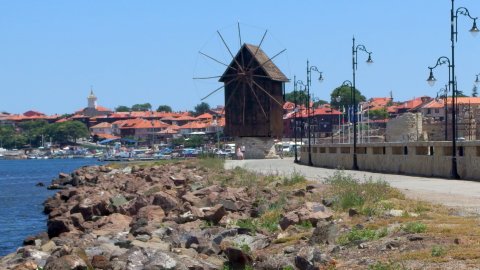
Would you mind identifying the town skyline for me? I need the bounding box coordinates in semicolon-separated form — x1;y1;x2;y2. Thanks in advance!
0;1;479;115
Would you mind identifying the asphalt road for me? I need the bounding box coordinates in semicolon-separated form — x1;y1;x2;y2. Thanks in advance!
225;157;480;214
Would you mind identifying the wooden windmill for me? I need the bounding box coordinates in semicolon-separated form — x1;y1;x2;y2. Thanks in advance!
195;25;289;140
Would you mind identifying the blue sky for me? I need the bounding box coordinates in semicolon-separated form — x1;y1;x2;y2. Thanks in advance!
0;1;479;115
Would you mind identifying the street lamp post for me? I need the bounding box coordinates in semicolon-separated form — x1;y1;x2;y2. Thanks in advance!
352;37;373;170
306;60;323;166
436;84;449;141
293;76;299;163
426;0;477;179
330;96;341;144
341;80;355;166
297;80;307;162
474;73;480;86
427;57;459;179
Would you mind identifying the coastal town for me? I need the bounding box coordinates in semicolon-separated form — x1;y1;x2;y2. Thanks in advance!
1;87;480;161
3;1;480;269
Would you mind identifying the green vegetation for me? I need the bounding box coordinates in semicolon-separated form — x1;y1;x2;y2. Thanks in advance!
431;245;446;257
330;85;366;109
192;102;210;116
368;261;407;270
282;170;306;186
324;171;404;214
402;222;427;234
115;105;131;112
156;104;172;112
131;103;152;111
369;108;389;120
172;135;204;148
338;227;388;245
0;120;89;148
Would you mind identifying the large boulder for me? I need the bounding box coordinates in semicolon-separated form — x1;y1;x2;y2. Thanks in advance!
152;191;179;213
202;204;226;224
309;221;338;245
47;217;73;238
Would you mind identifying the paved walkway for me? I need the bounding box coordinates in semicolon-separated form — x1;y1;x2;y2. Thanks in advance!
225;157;480;213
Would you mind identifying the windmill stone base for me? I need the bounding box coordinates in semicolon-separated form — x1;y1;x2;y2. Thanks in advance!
235;137;280;159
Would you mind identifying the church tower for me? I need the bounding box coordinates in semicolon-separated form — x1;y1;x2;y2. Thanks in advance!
87;88;97;109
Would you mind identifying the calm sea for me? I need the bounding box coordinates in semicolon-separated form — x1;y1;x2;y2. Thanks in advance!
0;158;103;257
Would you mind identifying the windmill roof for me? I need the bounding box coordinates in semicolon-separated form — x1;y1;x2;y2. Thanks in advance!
220;43;288;82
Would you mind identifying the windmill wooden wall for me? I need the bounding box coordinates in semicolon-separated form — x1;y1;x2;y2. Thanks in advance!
220;44;288;138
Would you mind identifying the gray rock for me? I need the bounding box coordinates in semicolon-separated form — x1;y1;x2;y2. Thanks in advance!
309;221;337;245
295;246;328;270
110;194;129;207
144;251;177;270
126;248;148;270
44;255;88;270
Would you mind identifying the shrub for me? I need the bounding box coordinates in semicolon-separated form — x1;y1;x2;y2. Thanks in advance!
324;171;403;213
368;261;407;270
338;227;388;245
282;170;306;186
236;218;257;232
198;157;224;171
431;245;446;257
402;222;427;234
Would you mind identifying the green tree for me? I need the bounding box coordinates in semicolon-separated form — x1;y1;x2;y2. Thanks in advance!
184;135;204;148
18;120;48;147
369;108;389;120
115;105;131;112
0;125;27;149
285;91;309;106
193;102;210;116
157;105;172;112
455;90;468;97
131;103;152;112
45;121;89;145
313;99;328;107
472;85;478;97
330;85;366;109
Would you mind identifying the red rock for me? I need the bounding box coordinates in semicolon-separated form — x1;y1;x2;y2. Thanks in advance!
152;191;179;212
203;204;226;224
91;255;109;269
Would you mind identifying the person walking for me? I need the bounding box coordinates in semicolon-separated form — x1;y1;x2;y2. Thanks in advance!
236;146;244;160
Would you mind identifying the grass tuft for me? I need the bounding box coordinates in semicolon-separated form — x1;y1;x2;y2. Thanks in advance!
402;221;427;234
324;171;404;214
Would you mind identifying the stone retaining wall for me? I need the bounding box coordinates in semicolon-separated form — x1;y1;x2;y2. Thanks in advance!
300;141;480;180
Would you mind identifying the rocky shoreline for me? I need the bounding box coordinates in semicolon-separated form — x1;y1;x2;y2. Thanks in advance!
0;160;339;270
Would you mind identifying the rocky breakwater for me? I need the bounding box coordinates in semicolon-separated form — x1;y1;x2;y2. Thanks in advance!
0;161;338;269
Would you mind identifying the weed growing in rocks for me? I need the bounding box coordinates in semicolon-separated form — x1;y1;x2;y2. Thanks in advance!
282;170;306;186
431;245;446;257
338;227;388;245
402;221;427;234
324;171;404;214
368;261;408;270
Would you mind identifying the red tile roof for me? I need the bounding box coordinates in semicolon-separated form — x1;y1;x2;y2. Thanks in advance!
90;122;113;129
196;113;213;120
179;121;208;129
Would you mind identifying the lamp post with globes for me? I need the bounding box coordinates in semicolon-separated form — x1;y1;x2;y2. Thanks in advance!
426;0;477;179
306;60;323;166
352;37;373;170
474;73;480;86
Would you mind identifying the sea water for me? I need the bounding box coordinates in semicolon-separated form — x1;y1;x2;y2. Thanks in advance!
0;158;103;256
